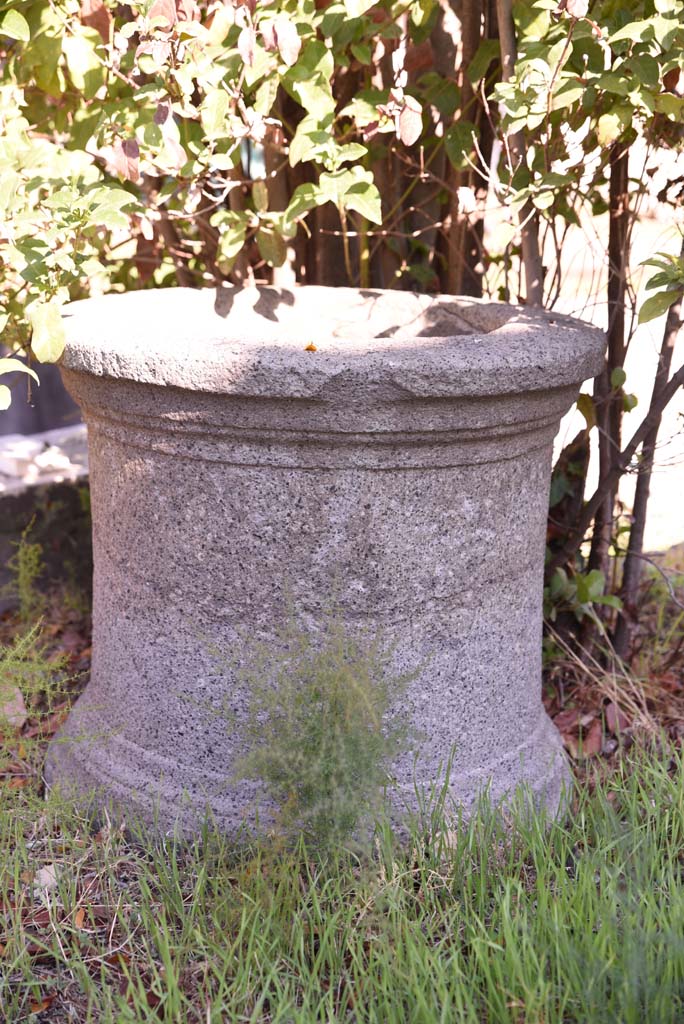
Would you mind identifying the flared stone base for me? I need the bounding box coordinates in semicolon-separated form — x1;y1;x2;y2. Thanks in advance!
45;698;570;839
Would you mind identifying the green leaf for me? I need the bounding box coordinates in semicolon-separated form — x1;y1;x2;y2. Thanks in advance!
343;179;382;224
290;80;335;120
646;270;679;290
333;142;368;168
610;367;626;389
627;54;660;89
288;40;334;82
257;227;287;267
444;120;476;170
318;168;382;224
532;190;555;211
597;72;629;97
288;115;333;168
283;183;321;228
609;20;653;43
638;289;681;324
341;93;388;129
410;0;435;29
549;472;571;508
551;78;585;111
351;42;372;65
654;93;684;121
254;77;279;117
90;203;132;231
200;90;230;140
652;13;679;49
216;219;248;274
0;358;40;384
0;385;11;410
28;301;66;363
596;594;623;610
63;31;104;99
1;10;30;42
576;569;606;605
467;39;499;84
29;23;65;96
419;73;460;118
252;180;269;213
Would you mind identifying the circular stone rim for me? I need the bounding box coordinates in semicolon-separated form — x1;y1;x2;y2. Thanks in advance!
59;286;606;400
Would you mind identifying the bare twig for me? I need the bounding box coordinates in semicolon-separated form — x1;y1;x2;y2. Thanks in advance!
622;552;684;615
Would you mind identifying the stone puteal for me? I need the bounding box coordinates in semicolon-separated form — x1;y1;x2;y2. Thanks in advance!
45;286;606;836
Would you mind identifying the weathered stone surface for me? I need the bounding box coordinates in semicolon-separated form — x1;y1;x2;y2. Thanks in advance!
46;286;605;836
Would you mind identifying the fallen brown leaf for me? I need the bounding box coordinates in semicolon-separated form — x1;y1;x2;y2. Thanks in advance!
29;994;56;1014
605;701;630;734
553;707;580;732
4;777;30;789
579;719;603;758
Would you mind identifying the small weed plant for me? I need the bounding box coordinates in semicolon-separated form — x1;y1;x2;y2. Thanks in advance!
0;623;71;801
2;520;45;624
234;612;416;849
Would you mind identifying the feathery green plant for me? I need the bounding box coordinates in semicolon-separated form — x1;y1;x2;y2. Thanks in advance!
234;611;417;849
3;519;45;624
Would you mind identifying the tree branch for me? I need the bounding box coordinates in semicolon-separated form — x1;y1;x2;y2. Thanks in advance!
612;245;684;657
548;359;684;573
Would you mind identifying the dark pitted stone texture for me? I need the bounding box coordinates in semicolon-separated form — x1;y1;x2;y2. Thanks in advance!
46;286;605;836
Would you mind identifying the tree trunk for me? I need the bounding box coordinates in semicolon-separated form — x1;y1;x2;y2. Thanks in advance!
587;141;630;582
444;0;484;295
495;0;543;305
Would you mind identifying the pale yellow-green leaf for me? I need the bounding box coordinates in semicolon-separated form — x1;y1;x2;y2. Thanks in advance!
200;90;230;140
0;358;40;384
596;113;622;147
493;222;517;251
1;10;30;42
252;180;269;213
62;30;104;98
28;301;66;363
257;227;287;267
343;0;376;14
206;5;232;46
576;392;596;430
638;289;681;324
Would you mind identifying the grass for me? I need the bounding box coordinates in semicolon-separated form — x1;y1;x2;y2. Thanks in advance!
1;544;684;1022
1;742;683;1022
